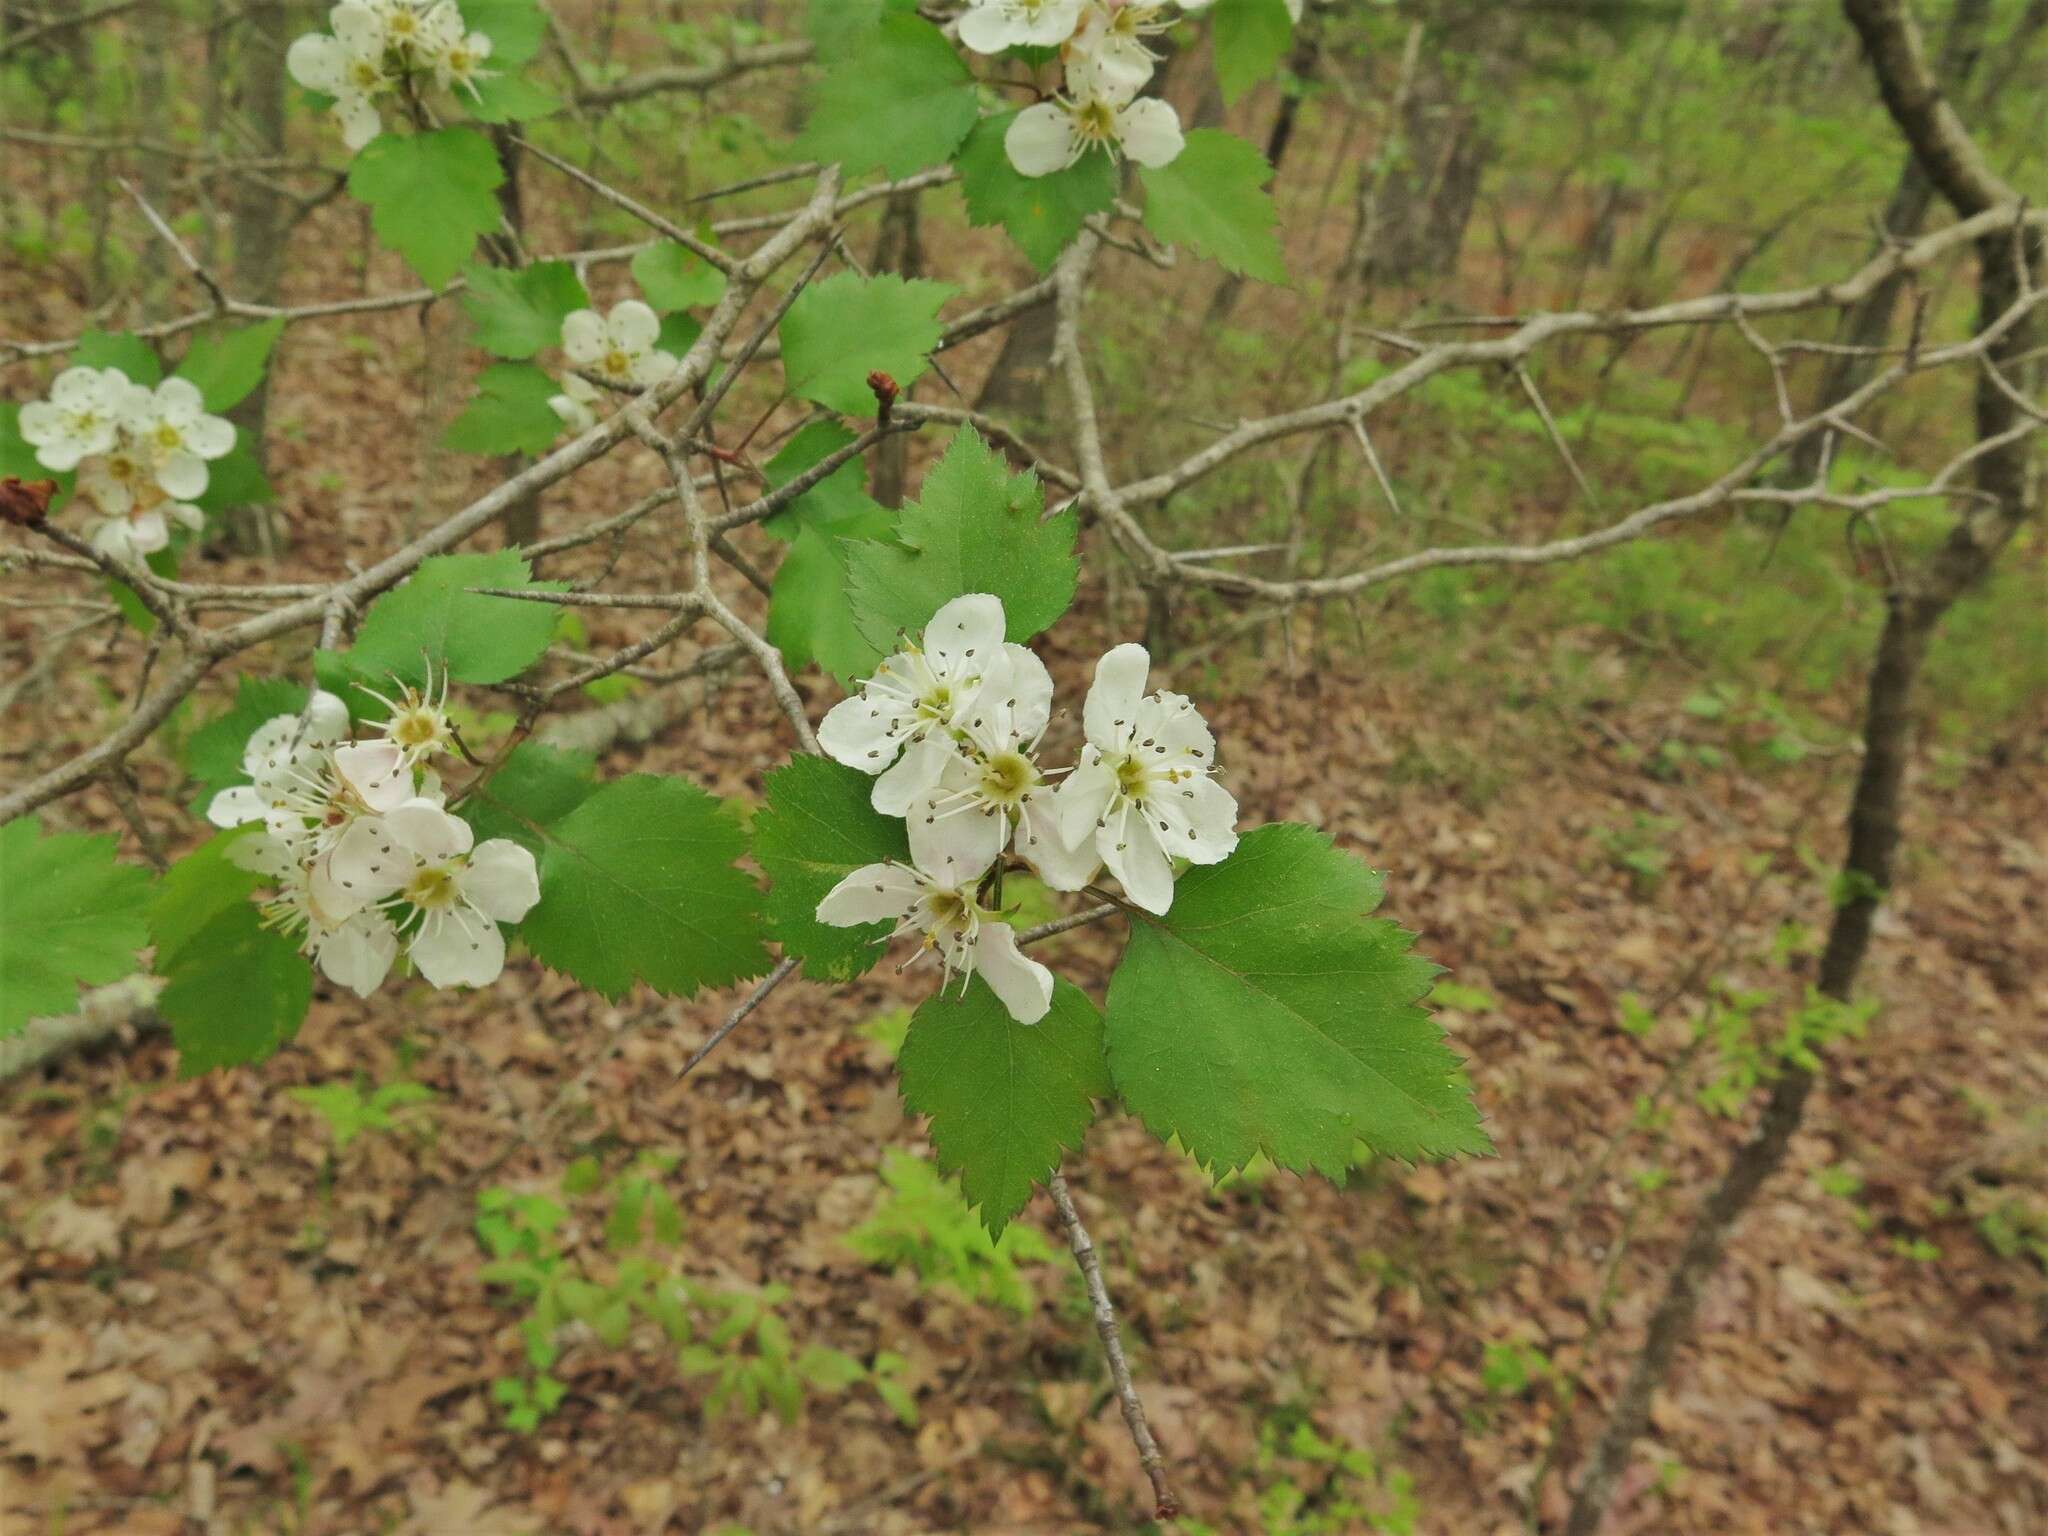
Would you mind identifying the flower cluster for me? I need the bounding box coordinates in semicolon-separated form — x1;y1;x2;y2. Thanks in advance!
287;0;496;151
547;299;680;435
815;593;1239;1024
962;1;1215;177
17;367;233;563
206;673;540;997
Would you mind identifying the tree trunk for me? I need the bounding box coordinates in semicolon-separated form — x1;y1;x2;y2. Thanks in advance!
220;0;304;554
1562;4;2040;1529
869;188;925;507
1364;35;1499;288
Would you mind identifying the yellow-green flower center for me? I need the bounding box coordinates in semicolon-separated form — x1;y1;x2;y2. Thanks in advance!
980;750;1036;808
405;864;458;909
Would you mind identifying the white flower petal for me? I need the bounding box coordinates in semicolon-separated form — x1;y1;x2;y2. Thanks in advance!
560;309;606;366
326;817;412;905
305;690;352;745
182;413;235;459
287;33;346;91
1006;102;1082;178
1153;775;1238;865
152;449;208;502
154;377;205;418
908;795;1007;888
632;347;680;386
332;740;412;813
207;784;269;829
1054;750;1117;850
1084;642;1151;747
608;299;661;354
383;798;472;860
816;862;923;927
1016;797;1099;891
316;912;398;997
127;510;170;555
924;593;1006;681
1101;811;1175;915
409;906;506;988
462;839;540;922
873;731;958;817
999;644;1055;744
1116;97;1185;168
818;693;916;772
971;921;1053;1024
336;94;383;150
958;5;1021;54
49;368;107;408
227;829;301;878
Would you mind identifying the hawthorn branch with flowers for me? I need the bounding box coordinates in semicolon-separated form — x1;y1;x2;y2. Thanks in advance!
3;0;2045;1517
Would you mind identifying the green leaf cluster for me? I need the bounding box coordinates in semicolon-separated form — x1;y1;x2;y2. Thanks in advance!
0;817;152;1037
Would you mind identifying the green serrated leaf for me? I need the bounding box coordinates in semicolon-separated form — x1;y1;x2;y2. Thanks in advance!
467;72;558;123
899;977;1108;1235
70;330;161;384
0;817;153;1036
751;756;909;981
456;0;545;64
461;262;588;360
631;242;727;313
954;112;1118;272
1211;0;1295;105
182;677;310;814
767;520;894;679
1105;823;1489;1177
843;427;1076;651
445;360;563;454
151;828;266;967
156;901;312;1075
465;742;596;855
347;128;505;288
798;13;979;179
805;0;917;51
760;419;877;540
520;775;771;999
778;271;955;417
172;319;284;412
1139;128;1288;284
318;550;562;716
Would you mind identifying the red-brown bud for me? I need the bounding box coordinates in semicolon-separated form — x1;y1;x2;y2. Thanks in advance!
0;476;58;527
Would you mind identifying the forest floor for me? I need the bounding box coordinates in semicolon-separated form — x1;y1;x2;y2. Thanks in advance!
4;43;2047;1536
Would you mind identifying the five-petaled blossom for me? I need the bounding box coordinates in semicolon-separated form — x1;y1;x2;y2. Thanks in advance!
1004;58;1185;178
325;798;541;989
18;367;125;471
16;364;233;565
818;593;1011;816
905;642;1099;892
287;2;393;151
1052;642;1238;915
817;853;1055;1025
561;300;679;390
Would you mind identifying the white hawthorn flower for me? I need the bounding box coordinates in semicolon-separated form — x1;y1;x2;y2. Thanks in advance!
354;661;457;766
1052;642;1238;915
1004;70;1185;177
89;500;203;565
906;643;1099;891
560;300;678;390
817;855;1054;1025
287;3;392;150
325;798;542;988
18;366;124;471
310;907;403;997
423;8;495;98
959;0;1086;53
206;696;353;834
1067;3;1175;100
548;373;601;435
121;377;235;502
818;593;1011;816
75;439;158;515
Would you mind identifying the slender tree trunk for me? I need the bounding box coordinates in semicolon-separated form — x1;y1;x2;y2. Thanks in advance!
1562;4;2040;1529
221;0;304;554
869;189;925;508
